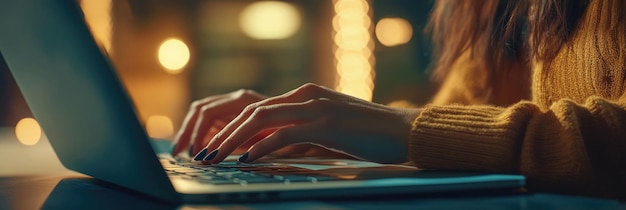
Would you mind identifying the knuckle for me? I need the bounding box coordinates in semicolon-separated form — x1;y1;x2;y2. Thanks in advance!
301;83;319;89
236;89;257;98
190;100;204;110
250;106;270;118
244;89;259;96
307;98;335;113
308;97;331;106
243;102;260;113
257;97;274;106
236;88;248;94
233;89;248;98
295;83;322;96
199;104;212;113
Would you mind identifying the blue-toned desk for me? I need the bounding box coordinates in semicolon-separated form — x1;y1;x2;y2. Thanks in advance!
0;127;623;210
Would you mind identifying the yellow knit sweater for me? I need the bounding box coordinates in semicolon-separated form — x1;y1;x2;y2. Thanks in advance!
409;0;626;199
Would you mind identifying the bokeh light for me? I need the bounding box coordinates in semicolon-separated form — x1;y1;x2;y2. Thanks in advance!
15;118;42;146
158;38;190;73
146;115;175;139
80;0;113;53
239;1;301;40
332;0;375;101
375;18;413;47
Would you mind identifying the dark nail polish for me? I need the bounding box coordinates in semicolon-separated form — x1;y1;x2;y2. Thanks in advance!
204;150;218;161
193;148;208;161
238;152;249;162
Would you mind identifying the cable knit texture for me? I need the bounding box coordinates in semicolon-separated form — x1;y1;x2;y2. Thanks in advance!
409;0;626;199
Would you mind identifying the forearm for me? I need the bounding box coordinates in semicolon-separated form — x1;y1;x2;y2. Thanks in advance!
410;102;536;172
409;96;626;199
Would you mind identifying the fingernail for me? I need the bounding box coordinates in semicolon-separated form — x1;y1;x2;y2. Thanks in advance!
193;148;208;161
203;150;218;161
238;152;249;162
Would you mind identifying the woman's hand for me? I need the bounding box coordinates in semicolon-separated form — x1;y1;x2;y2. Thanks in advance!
171;89;268;157
191;83;421;164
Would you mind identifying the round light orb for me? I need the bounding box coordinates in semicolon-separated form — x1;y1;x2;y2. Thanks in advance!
158;38;190;73
15;118;42;146
239;1;301;40
375;18;413;47
146;115;175;139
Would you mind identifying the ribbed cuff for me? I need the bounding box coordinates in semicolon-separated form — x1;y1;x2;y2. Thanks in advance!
409;102;538;173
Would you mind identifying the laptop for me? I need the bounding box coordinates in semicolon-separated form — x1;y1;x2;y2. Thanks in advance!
0;0;524;204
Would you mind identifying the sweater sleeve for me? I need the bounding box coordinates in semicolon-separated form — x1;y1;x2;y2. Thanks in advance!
409;96;626;199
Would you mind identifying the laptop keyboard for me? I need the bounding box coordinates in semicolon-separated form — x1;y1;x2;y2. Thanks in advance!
160;159;338;186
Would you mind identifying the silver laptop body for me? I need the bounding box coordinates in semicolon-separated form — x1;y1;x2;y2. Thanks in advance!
0;0;524;203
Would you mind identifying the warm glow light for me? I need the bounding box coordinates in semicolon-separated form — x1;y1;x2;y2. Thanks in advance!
15;118;42;146
375;18;413;47
146;115;175;139
333;12;371;31
158;38;190;73
334;0;369;13
239;1;301;40
333;0;375;101
80;0;113;53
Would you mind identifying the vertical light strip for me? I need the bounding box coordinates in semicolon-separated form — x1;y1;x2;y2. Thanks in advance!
332;0;375;101
80;0;113;53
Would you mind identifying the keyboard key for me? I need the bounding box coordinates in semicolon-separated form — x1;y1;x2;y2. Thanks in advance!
159;159;175;165
206;168;239;172
307;176;337;182
274;175;311;183
173;168;204;173
176;163;198;167
272;175;339;183
215;161;239;166
197;175;229;181
231;172;258;177
215;171;244;177
163;159;331;186
197;179;237;185
237;178;286;185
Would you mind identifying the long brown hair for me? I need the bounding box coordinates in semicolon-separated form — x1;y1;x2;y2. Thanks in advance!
428;0;590;92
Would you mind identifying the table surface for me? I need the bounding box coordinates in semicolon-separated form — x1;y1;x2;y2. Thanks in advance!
0;127;624;210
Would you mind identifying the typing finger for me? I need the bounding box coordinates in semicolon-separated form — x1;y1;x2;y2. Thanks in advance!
240;122;326;163
200;84;330;156
171;95;226;156
188;90;265;157
190;99;242;155
191;117;230;155
202;99;331;163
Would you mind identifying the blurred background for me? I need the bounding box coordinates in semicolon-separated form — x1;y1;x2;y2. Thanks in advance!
0;0;435;146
